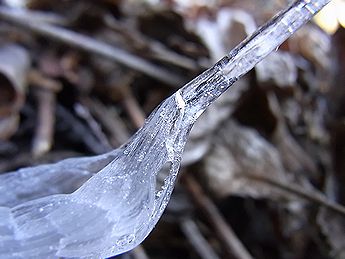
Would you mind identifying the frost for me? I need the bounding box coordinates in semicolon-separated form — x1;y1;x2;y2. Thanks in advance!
0;0;330;258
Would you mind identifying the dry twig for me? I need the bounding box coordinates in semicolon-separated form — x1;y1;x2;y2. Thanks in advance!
180;217;221;259
245;173;345;217
29;70;63;156
183;174;254;259
0;7;185;87
81;98;130;147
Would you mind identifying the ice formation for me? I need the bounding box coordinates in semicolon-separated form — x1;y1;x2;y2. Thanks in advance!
0;0;330;258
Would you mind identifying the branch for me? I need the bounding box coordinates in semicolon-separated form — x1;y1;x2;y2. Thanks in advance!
245;173;345;217
183;175;254;259
0;7;185;87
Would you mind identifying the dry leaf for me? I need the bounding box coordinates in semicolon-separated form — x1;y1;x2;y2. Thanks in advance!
202;119;287;199
255;51;297;88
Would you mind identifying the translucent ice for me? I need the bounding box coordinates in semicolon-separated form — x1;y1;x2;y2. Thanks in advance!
0;0;330;258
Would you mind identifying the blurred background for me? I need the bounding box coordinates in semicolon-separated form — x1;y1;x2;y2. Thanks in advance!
0;0;344;258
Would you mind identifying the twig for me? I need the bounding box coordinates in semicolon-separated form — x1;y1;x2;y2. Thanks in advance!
122;95;146;129
183;175;254;259
29;70;62;157
74;103;113;151
7;9;69;25
104;15;202;70
245;173;345;217
56;105;109;154
0;7;185;87
32;87;56;157
115;84;146;129
81;98;130;147
180;217;221;259
28;69;63;92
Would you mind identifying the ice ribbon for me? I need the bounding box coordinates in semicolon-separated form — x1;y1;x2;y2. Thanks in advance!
0;0;330;258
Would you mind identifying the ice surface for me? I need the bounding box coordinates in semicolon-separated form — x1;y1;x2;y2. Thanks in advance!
0;0;330;258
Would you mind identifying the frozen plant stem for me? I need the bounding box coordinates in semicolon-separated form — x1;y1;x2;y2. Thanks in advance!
0;0;331;258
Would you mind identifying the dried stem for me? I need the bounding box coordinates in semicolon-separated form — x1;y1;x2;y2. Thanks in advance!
183;175;254;259
32;87;56;157
245;173;345;217
81;98;130;147
180;217;221;259
0;7;184;87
